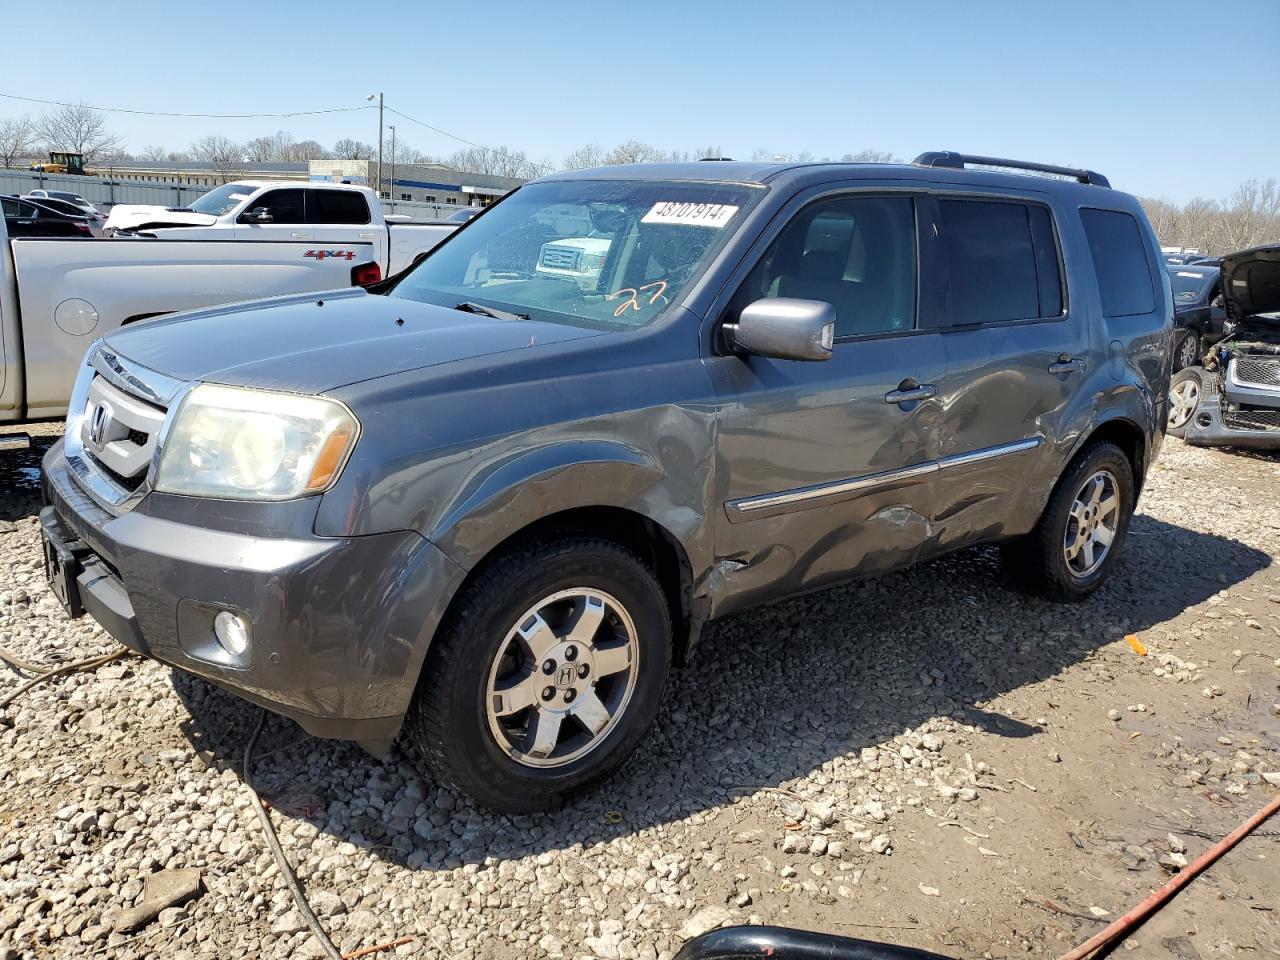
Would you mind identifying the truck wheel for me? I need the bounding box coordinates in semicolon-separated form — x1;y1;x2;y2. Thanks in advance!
1173;330;1201;372
1002;442;1135;601
405;537;671;813
1167;367;1204;438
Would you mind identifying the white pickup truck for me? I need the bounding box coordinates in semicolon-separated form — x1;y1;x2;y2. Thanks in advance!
103;181;459;277
1;215;384;427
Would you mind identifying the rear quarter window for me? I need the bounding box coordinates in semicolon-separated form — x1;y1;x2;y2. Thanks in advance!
1080;208;1155;317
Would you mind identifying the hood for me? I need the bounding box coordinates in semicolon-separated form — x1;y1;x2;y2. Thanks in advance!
1220;245;1280;325
102;289;604;395
103;204;217;232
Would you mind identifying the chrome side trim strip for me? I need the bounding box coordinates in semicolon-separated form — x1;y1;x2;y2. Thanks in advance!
937;436;1041;471
726;436;1042;518
728;461;938;516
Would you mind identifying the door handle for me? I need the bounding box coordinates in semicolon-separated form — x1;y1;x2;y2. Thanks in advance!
1048;355;1086;375
290;232;309;239
884;384;937;405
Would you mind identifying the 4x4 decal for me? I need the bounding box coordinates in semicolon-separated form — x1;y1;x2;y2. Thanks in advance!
304;250;357;261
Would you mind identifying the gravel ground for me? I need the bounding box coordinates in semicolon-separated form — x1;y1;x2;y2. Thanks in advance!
1;426;1278;960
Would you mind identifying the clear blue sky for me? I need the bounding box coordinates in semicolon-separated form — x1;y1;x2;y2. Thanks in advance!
3;0;1276;203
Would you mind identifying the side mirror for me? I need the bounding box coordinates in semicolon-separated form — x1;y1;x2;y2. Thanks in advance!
241;207;273;224
727;298;835;362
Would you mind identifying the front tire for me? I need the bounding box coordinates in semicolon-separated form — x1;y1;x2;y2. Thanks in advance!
1167;366;1205;438
405;537;672;813
1002;442;1135;601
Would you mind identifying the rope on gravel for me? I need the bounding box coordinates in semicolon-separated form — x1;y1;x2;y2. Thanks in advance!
242;708;345;960
0;647;51;675
0;648;131;710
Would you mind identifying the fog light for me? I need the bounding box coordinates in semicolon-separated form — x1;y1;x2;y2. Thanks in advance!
213;610;251;657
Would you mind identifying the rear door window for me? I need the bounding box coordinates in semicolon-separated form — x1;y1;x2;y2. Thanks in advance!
935;199;1063;325
310;190;371;225
1080;208;1155;317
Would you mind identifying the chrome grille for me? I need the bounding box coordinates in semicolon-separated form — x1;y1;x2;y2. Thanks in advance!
540;245;580;270
80;375;166;489
63;345;187;514
1233;357;1280;387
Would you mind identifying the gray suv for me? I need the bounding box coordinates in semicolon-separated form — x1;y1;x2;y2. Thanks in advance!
40;152;1172;812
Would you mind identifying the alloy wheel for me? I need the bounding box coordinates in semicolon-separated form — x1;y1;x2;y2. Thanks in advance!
485;588;639;768
1168;378;1200;429
1063;469;1121;578
1177;333;1199;370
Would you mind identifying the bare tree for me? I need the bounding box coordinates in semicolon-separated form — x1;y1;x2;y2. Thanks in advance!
604;140;665;165
244;130;294;162
1219;178;1280;252
287;140;330;161
841;149;898;163
190;135;245;183
140;143;171;161
35;103;124;165
333;138;375;160
562;143;605;170
446;145;544;178
0;117;34;169
694;145;723;160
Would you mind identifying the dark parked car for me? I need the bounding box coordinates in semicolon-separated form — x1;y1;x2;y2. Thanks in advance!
26;188;103;217
2;196;93;238
41;151;1171;812
445;206;482;223
1168;262;1226;370
22;194;105;236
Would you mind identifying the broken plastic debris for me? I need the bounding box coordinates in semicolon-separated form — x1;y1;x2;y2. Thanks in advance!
1125;634;1148;656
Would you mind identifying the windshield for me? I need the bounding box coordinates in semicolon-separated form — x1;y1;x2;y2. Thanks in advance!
188;182;256;216
391;179;760;331
1168;268;1216;304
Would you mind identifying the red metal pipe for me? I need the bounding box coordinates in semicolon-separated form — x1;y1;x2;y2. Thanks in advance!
1059;790;1280;960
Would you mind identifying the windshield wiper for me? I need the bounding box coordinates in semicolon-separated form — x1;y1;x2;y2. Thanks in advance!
454;301;529;322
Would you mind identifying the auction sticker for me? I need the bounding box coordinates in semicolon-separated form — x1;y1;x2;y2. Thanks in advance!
642;202;739;228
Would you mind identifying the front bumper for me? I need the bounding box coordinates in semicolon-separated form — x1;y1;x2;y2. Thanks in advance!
41;439;466;748
1183;394;1280;450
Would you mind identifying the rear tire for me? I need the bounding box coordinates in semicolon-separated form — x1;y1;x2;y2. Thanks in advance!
1167;367;1205;438
404;537;671;813
1002;442;1135;601
1172;329;1201;372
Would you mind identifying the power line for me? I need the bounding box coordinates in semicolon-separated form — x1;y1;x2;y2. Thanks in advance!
0;92;374;119
385;105;552;177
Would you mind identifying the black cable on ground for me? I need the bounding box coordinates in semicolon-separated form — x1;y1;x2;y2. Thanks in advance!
243;708;344;960
0;648;129;710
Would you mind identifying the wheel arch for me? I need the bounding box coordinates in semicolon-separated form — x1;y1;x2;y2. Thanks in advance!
1072;415;1149;495
437;504;700;668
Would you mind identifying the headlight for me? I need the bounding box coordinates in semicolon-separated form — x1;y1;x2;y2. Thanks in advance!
154;384;359;500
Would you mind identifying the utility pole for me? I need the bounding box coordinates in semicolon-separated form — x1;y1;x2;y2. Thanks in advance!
366;92;384;198
389;125;396;215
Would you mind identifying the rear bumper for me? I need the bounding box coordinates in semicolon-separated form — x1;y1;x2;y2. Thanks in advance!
1183;395;1280;450
41;439;466;747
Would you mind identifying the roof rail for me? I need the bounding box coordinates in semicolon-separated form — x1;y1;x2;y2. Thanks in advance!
913;151;1111;188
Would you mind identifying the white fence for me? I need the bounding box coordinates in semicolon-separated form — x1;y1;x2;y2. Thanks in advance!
1;169;467;221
